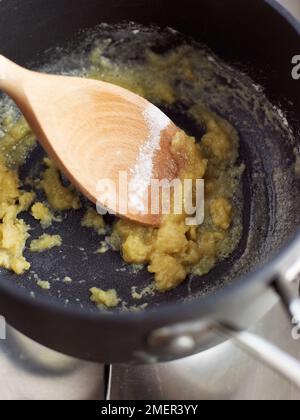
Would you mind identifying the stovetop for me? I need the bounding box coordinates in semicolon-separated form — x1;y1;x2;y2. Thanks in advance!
0;0;299;401
0;298;300;400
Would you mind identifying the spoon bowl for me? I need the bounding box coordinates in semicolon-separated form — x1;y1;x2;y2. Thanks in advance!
0;55;180;226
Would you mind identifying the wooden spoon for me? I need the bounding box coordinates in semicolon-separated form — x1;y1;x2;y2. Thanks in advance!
0;55;181;226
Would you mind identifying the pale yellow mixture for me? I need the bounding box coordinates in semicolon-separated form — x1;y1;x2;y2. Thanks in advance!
31;202;55;228
90;287;120;308
30;233;62;253
0;42;244;306
112;111;240;292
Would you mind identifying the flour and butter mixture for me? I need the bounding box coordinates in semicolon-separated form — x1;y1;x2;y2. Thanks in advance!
0;25;244;308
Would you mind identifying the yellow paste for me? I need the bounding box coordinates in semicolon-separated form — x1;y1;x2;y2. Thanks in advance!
30;234;62;253
31;202;55;228
81;208;106;235
37;280;51;290
112;112;239;291
40;158;81;211
0;42;244;304
0;159;35;274
90;287;120;308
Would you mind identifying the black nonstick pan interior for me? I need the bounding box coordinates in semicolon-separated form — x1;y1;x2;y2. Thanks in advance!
1;18;299;315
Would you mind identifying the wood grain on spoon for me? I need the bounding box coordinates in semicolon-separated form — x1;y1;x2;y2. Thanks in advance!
0;55;181;226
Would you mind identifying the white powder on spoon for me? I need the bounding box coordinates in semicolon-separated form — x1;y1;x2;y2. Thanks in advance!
128;103;170;213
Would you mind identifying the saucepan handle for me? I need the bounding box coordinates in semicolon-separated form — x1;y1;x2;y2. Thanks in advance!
219;276;300;389
219;326;300;389
148;276;300;389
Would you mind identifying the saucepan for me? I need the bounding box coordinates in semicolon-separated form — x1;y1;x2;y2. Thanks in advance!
0;0;300;387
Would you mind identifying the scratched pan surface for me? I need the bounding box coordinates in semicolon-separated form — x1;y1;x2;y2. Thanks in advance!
1;22;299;314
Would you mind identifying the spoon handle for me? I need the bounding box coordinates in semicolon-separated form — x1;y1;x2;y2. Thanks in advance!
0;55;5;81
0;55;29;99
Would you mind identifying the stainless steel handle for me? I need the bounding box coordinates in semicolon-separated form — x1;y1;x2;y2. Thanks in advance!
273;276;300;323
219;322;300;389
224;276;300;389
148;276;300;389
104;364;113;401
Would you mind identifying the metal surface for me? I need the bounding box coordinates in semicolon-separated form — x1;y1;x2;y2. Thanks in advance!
146;280;300;389
110;301;300;400
221;325;300;390
276;0;300;17
0;326;104;400
146;288;300;389
1;292;299;400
